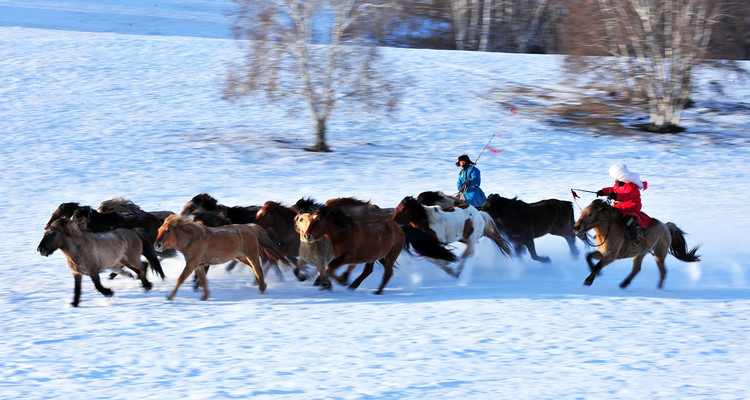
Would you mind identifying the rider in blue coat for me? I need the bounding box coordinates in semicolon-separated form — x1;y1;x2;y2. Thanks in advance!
456;154;487;208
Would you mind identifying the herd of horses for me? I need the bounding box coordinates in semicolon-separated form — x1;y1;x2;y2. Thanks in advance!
38;191;701;307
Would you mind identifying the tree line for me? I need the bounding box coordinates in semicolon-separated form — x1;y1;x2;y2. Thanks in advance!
225;0;749;151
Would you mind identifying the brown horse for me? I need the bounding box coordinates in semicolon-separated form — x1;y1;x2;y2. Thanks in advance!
37;218;163;307
573;199;700;288
294;213;357;288
482;193;579;263
303;205;404;294
154;215;288;300
253;201;309;281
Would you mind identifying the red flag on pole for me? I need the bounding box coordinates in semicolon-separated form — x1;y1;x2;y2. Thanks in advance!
487;146;502;154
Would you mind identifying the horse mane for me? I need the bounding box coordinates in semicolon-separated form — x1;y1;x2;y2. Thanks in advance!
98;197;145;214
399;196;430;226
317;206;353;229
188;211;232;227
261;201;297;218
324;197;373;208
57;202;81;217
292;197;321;213
190;193;219;210
485;194;532;214
416;191;457;208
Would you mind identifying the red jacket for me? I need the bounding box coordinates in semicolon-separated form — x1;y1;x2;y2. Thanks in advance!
601;182;655;228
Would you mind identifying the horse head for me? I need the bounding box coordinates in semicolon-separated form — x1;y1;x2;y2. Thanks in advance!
416;191;457;208
304;206;351;242
45;202;80;229
573;199;613;238
155;214;186;252
38;218;81;256
294;213;314;240
180;193;218;216
392;196;428;226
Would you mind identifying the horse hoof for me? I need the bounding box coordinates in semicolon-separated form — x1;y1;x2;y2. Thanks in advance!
166;294;175;301
619;282;629;289
583;279;593;286
102;290;114;297
142;282;153;291
71;301;80;307
108;272;118;280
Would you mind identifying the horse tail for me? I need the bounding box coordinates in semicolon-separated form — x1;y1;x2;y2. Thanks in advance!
247;224;293;267
480;211;512;257
666;222;701;263
137;231;165;280
401;225;457;263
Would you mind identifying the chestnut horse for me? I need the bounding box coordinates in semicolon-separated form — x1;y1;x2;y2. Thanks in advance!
303;205;404;294
154;215;288;300
38;218;164;307
573;199;700;288
392;196;511;277
481;193;579;263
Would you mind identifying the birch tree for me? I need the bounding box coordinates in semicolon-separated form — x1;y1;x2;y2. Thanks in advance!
570;0;725;132
225;0;400;152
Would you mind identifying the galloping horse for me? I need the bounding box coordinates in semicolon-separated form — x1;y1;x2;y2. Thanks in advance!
482;193;579;263
253;201;309;281
392;196;511;277
302;205;404;294
38;218;164;307
180;193;259;223
573;199;700;288
154;215;288;300
98;197;175;223
292;198;358;287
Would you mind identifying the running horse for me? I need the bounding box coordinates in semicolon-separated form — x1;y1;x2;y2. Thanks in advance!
154;215;289;300
573;199;700;288
38;218;164;307
392;196;511;277
481;193;579;263
253;200;310;281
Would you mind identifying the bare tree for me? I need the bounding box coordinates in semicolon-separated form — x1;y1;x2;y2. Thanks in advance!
225;0;401;152
565;0;726;132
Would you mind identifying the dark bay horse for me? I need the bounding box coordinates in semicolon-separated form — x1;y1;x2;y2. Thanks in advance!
392;196;511;277
481;193;579;263
38;218;164;307
154;215;289;300
416;191;460;209
180;193;260;223
573;199;700;288
254;201;310;281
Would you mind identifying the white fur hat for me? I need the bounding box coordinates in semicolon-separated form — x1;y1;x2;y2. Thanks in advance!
609;164;646;189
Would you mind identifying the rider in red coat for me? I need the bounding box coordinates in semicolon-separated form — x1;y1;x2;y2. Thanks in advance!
596;164;652;247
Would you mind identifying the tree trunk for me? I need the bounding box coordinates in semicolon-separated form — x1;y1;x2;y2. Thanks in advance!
308;117;331;152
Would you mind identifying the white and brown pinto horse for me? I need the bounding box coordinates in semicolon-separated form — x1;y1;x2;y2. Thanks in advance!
154;215;288;301
573;199;700;288
392;196;512;277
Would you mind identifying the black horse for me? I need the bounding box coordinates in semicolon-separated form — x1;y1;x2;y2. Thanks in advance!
180;193;260;223
481;193;580;263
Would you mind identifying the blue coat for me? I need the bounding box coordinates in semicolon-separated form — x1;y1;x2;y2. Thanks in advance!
457;165;487;208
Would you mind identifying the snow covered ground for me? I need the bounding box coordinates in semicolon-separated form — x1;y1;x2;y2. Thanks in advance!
1;1;749;398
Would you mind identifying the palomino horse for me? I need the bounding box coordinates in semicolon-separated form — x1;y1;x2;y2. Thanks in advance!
154;215;288;300
253;201;309;281
392;196;511;277
37;218;164;307
481;193;579;263
573;199;700;288
302;205;404;294
179;193;260;223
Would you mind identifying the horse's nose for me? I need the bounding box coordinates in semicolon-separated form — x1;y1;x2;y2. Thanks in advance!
154;242;163;252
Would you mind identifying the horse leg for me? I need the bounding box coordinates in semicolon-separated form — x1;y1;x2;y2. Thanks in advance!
71;273;83;307
110;266;135;280
194;266;210;300
585;251;603;273
288;256;309;281
454;241;476;277
168;262;200;301
525;238;551;263
333;264;357;285
653;243;669;289
620;253;646;289
243;256;267;294
225;260;238;272
89;272;114;298
564;234;580;258
584;254;615;286
193;265;210;291
348;262;374;291
129;261;152;291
